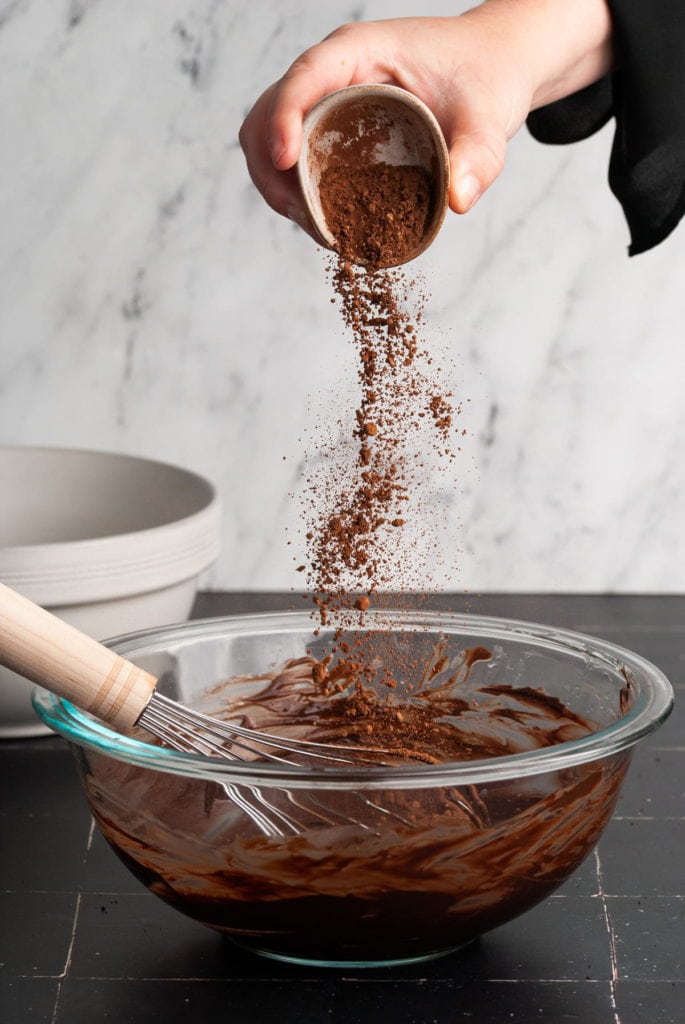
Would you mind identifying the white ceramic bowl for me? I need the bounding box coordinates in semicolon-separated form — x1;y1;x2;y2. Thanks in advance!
0;446;221;737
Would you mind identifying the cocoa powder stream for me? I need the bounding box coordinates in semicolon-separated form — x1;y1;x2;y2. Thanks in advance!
297;141;461;690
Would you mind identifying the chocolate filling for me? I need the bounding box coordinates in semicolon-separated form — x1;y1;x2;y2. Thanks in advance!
83;648;630;962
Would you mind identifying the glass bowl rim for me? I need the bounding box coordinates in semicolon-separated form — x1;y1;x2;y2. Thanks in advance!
32;609;674;790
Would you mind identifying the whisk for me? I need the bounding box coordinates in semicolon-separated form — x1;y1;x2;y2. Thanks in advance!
0;583;400;837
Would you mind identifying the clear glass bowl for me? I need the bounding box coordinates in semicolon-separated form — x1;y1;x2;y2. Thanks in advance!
33;610;673;969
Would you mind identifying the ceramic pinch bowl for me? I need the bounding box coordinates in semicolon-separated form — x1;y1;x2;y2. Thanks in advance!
297;84;450;268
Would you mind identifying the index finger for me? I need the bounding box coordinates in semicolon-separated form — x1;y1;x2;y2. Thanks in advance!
268;29;382;169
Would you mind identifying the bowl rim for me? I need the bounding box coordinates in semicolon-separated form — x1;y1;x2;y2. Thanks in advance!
32;609;674;790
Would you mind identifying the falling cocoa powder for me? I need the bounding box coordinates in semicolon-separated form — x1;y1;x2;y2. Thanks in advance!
296;126;462;688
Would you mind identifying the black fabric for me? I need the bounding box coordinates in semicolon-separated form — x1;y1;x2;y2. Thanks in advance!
526;0;685;255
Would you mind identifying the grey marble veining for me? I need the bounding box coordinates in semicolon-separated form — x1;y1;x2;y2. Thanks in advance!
1;0;684;592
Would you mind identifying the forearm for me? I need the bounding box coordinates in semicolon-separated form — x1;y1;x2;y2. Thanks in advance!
470;0;614;111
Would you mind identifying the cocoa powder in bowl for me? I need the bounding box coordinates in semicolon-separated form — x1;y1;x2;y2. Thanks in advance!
308;94;440;268
319;162;433;268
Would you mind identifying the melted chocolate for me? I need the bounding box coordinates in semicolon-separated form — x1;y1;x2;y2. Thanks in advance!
82;645;632;963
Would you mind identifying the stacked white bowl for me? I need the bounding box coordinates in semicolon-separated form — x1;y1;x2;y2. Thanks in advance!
0;447;221;737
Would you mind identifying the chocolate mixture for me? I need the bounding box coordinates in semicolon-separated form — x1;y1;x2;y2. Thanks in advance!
197;645;596;765
88;650;631;963
92;752;629;962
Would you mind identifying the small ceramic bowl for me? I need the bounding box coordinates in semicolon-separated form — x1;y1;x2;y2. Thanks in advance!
298;84;450;267
0;446;220;737
34;610;673;968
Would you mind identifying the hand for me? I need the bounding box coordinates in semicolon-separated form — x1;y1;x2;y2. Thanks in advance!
239;1;612;236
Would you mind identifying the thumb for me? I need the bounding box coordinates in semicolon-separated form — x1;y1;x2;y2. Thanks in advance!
447;127;507;213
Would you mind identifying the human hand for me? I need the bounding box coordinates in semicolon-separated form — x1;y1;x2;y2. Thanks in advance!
239;0;612;237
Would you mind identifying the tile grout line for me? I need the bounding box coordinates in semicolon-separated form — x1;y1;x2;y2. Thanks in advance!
612;816;685;821
19;973;685;984
594;849;622;1024
85;817;96;854
59;892;82;981
49;892;81;1024
50;818;117;1021
50;980;63;1024
49;823;90;1024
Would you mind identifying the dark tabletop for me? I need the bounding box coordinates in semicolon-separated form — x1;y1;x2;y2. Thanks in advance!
1;593;683;1024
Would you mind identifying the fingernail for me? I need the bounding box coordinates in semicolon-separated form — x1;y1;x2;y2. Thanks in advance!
457;174;481;211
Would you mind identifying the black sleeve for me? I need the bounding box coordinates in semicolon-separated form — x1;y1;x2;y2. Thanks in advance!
526;0;685;255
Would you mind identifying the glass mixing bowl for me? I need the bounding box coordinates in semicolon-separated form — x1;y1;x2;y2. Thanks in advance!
33;610;673;969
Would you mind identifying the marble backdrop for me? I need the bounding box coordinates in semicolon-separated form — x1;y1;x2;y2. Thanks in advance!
1;0;684;592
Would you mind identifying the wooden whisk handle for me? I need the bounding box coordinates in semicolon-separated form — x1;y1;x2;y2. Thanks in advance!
0;582;158;730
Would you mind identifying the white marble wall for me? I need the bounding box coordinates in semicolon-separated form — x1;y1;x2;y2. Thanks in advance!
1;0;684;592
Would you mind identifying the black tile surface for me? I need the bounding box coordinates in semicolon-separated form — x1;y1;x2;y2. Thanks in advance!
613;747;684;818
0;892;78;975
610;898;685;981
0;812;90;892
550;847;599;897
69;893;240;980
1;593;682;1024
81;826;150;895
614;982;685;1024
331;980;617;1024
55;979;335;1024
1;978;60;1024
598;819;685;897
0;742;87;818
